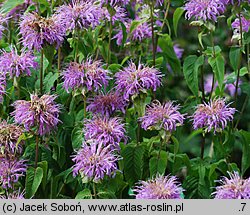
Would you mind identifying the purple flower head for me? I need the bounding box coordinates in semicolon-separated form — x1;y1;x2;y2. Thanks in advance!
213;172;250;199
0;13;9;39
62;58;110;93
0;47;38;78
19;12;65;51
55;0;102;31
102;6;128;24
115;62;162;100
140;100;185;132
0;189;25;199
100;0;129;6
192;98;235;133
12;94;61;136
84;116;127;150
0;120;24;155
133;175;184;199
0;72;6;103
114;20;151;46
0;156;27;189
72;140;120;182
184;0;227;22
232;16;250;33
87;91;127;117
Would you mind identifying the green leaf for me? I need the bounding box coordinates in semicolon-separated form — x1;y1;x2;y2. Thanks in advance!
121;144;145;186
183;55;203;97
1;0;24;14
37;161;48;191
208;55;225;91
149;151;168;177
25;167;43;198
229;47;241;71
173;8;184;37
43;72;58;93
158;34;181;73
71;125;83;150
75;189;92;199
237;130;250;175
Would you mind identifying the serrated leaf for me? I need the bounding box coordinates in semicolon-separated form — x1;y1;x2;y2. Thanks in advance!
75;189;92;199
173;8;184;37
25;167;43;198
208;55;225;91
121;144;144;186
149;151;168;177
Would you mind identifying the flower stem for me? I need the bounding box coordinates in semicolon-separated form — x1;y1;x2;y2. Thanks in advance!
83;94;87;119
40;49;44;95
201;133;205;159
108;15;113;65
35;135;39;168
150;1;155;66
234;12;243;110
92;182;97;199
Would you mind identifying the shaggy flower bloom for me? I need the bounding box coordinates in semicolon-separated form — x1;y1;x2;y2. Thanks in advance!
0;121;24;155
84;116;127;149
133;175;184;199
0;13;8;39
0;72;6;103
192;98;235;133
232;16;250;33
102;6;127;24
0;47;38;78
115;62;162;100
55;0;102;31
12;94;61;136
100;0;129;6
87;91;127;117
19;12;65;50
140;100;185;132
184;0;227;21
213;172;250;199
114;21;151;46
0;157;26;189
62;59;110;93
72;140;119;182
0;189;25;199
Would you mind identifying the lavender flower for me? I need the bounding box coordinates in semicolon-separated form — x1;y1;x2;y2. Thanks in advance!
102;6;127;24
184;0;227;22
232;16;250;33
0;72;6;103
12;94;61;136
133;175;184;199
19;12;65;50
213;172;250;199
0;13;9;39
84;116;127;149
140;100;185;132
100;0;129;6
62;59;110;93
55;0;102;31
114;20;151;46
0;121;24;155
87;91;127;117
0;157;27;189
192;98;235;133
0;47;38;78
72;140;119;182
115;62;162;100
0;189;25;199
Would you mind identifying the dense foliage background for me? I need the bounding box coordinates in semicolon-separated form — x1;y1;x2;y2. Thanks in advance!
0;0;250;199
